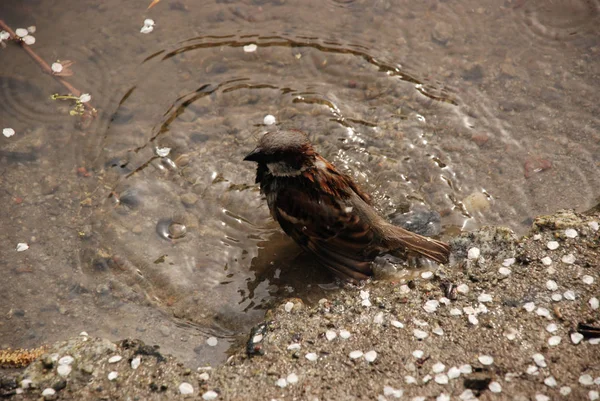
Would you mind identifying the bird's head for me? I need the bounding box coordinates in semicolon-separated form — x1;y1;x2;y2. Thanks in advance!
243;130;316;176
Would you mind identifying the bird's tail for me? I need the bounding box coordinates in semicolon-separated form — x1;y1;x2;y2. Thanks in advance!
384;225;450;265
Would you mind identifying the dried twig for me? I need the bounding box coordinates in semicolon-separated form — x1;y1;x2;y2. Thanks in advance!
0;19;97;119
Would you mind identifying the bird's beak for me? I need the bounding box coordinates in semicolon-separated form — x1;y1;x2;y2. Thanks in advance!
243;147;263;162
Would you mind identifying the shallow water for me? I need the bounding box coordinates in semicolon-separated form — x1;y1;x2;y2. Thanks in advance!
1;0;599;366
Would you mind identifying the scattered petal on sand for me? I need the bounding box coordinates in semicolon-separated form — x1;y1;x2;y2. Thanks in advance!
561;254;575;264
349;350;364;359
364;350;377;362
243;44;257;52
286;373;298;384
590;297;599;310
305;353;318;361
412;350;424;358
478;355;494;365
3;128;16;138
15;28;28;37
541;256;552;265
489;381;502;393
564;228;578;238
467;247;480;259
339;329;351;339
546;280;558;291
546;241;559;250
263;115;276;125
202;390;218;400
582;275;594;285
548;336;561;346
325;330;337;341
79;93;91;103
206;337;218;347
580;374;594;386
16;243;29;252
413;329;428;339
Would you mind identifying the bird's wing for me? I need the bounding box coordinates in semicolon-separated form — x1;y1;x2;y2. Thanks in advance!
272;171;377;282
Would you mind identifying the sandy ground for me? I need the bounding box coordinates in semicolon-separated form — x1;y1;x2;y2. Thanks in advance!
1;206;599;401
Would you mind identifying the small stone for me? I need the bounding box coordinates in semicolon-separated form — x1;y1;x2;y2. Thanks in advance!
287;343;301;350
590;390;600;401
413;350;424;358
541;256;552;265
456;284;469;294
546;323;558;333
544;376;557;387
533;234;542;240
206;337;218;346
108;355;122;363
108;371;118;381
590;338;600;345
286;373;298;384
561;254;575;264
131;356;141;369
432;362;445;373
527;365;539;375
325;330;337;341
349;350;364;359
439;297;451;305
502;258;515;267
498;267;511;276
478;293;493;303
422;375;432;383
180;193;198;206
284;301;294;312
450;308;462;316
405;375;417;384
305;352;318;361
580;374;594;386
275;378;287;388
547;241;559;250
243;44;257;52
421;271;433;279
546;280;558;291
590;297;599;310
523;302;536;312
478;355;494;365
467;247;480;259
489;381;502;393
551;293;563;302
21;379;32;389
57;364;71;377
339;329;351;339
179;382;194;395
374;312;385;324
548;336;561;346
468;315;479;325
560;386;572;395
571;332;584;344
564;290;576;300
589;221;599;231
435;374;449;384
364;350;377;362
448;366;461;379
263;115;276;125
42;388;56;398
202;390;218;400
564;228;578;238
413;329;428;339
582;275;594;285
535;394;550;401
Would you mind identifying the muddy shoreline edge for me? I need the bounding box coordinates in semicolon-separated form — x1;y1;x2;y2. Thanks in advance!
2;207;599;401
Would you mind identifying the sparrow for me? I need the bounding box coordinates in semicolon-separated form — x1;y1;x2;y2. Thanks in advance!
244;130;450;283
